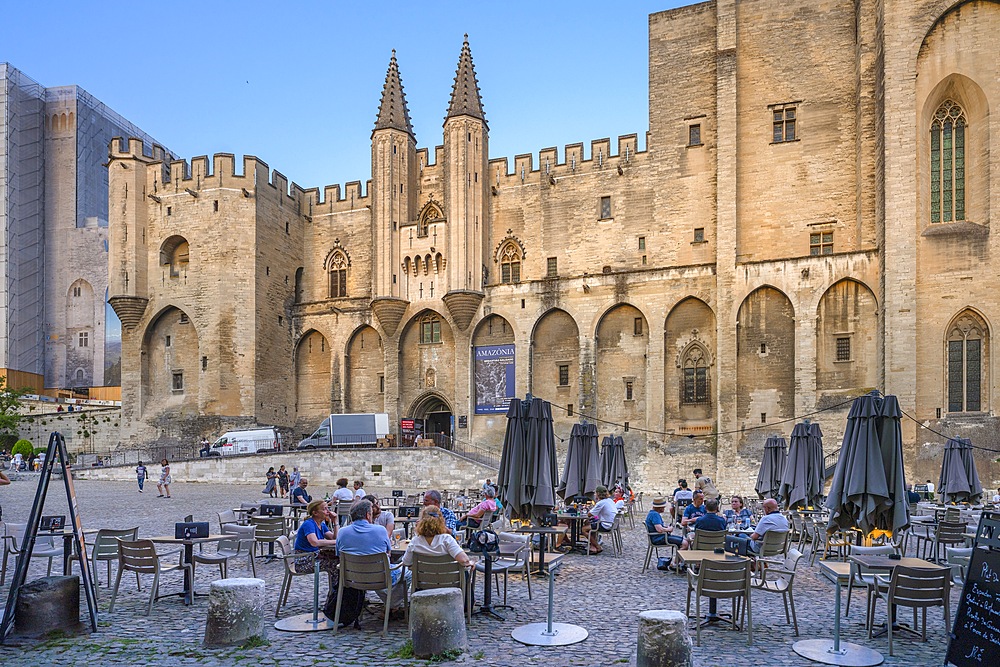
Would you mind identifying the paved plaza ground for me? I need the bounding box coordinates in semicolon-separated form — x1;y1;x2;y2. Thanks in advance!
0;477;953;666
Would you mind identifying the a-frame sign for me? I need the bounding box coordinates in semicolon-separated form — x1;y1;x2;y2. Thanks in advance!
0;432;98;642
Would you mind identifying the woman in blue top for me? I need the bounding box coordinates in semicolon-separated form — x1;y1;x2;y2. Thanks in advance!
293;500;338;573
723;495;754;526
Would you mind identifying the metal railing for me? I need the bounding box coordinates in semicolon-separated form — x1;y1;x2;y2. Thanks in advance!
431;434;500;470
824;447;841;480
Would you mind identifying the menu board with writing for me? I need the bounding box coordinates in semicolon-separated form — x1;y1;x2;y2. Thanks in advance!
947;545;1000;665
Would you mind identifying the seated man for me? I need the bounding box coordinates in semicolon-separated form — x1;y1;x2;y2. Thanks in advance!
680;490;707;531
290;478;312;505
585;486;619;554
737;498;789;554
458;487;498;529
646;496;687;553
423;489;458;536
336;499;410;614
671;480;693;520
692;498;728;534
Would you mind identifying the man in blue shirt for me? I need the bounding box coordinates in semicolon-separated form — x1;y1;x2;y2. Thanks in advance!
693;498;728;532
336;499;410;612
681;490;707;529
290;479;311;505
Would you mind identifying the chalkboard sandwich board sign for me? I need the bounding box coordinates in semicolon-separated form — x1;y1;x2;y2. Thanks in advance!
946;511;1000;666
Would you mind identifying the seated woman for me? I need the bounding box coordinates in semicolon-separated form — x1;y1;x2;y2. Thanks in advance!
401;506;474;570
457;487;498;529
723;495;754;526
292;499;338;575
368;494;395;539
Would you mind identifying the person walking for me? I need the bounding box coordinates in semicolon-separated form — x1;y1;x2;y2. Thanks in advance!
263;466;278;498
289;466;301;492
156;459;172;498
277;465;290;499
136;461;148;493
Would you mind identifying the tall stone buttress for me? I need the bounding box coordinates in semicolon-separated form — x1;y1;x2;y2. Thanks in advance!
441;36;488;331
370;51;416;337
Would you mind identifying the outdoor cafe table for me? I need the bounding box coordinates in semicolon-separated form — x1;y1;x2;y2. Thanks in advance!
792;560;884;666
515;525;567;575
677;550;749;627
147;534;227;605
556;513;590;551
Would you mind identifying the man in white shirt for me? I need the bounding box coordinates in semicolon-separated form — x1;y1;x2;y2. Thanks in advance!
586;486;618;554
746;498;789;553
924;479;935;499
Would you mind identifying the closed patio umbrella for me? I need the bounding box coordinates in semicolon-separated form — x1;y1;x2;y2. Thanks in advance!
778;423;811;509
557;422;601;501
755;436;787;500
497;397;529;518
825;393;891;535
939;437;984;504
874;395;910;533
523;397;559;523
807;422;825;507
600;435;629;491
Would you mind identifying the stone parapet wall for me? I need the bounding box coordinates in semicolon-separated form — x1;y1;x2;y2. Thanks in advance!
73;446;495;493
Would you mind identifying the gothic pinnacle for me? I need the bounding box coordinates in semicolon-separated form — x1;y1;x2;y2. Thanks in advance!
374;50;415;139
445;34;486;125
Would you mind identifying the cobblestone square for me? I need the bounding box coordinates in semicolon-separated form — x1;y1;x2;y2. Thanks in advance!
0;478;953;666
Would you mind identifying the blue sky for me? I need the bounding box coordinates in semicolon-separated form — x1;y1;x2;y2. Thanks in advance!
10;1;688;189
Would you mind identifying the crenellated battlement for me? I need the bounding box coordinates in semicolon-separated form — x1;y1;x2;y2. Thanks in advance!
109;137;371;214
487;132;650;188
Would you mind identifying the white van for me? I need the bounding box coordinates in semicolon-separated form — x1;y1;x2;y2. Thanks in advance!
297;413;390;449
208;427;282;456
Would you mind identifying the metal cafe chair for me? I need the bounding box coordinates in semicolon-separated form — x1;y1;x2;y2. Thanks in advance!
751;548;803;636
334;552;401;636
274;535;314;617
692;528;726;552
844;544;895;622
868;565;951;656
88;527;139;590
685;557;753;646
643;530;675;573
0;523;62;585
411;553;472;622
109;539;193;617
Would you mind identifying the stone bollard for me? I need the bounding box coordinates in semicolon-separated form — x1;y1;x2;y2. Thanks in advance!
409;587;467;659
15;576;84;637
203;578;267;647
636;610;693;667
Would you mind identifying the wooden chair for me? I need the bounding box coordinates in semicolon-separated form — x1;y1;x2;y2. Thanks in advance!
334;552;399;636
88;527;139;590
411;553;472;622
868;566;951;656
0;523;61;585
751;548;803;636
109;539;193;616
685;558;753;646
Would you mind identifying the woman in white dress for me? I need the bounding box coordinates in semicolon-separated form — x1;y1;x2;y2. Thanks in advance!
156;459;172;498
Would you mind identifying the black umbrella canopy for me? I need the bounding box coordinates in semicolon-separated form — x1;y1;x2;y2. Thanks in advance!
519;397;559;523
557;422;601;501
874;396;910;533
755;436;787;500
939;437;984;504
807;422;825;507
826;394;892;534
778;423;811;509
497;398;528;517
600;435;629;491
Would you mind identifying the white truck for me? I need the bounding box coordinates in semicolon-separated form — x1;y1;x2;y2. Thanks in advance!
207;427;283;456
297;413;390;449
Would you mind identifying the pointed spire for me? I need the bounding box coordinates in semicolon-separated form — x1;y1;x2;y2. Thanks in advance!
446;34;486;125
374;50;415;139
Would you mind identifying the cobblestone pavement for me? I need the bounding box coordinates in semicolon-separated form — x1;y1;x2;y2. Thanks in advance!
0;478;954;666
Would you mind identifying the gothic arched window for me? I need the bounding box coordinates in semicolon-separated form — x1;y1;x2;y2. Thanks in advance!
681;344;710;405
931;100;967;224
947;310;988;413
327;250;348;298
499;242;521;284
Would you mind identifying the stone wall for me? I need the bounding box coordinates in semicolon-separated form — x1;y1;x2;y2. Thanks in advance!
73;446;495;493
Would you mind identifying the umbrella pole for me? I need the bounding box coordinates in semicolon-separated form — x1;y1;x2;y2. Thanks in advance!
511;563;588;646
792;571;883;666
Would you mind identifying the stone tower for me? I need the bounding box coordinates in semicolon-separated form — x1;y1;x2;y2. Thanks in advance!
441;36;488;330
370;51;417;337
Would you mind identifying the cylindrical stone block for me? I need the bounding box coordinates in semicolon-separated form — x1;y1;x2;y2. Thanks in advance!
15;576;83;637
203;577;267;647
636;610;693;667
409;587;467;659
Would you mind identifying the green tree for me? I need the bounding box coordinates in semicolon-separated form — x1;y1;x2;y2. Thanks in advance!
11;439;33;459
0;375;27;437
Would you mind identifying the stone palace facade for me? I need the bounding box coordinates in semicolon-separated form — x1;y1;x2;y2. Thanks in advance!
108;0;1000;488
